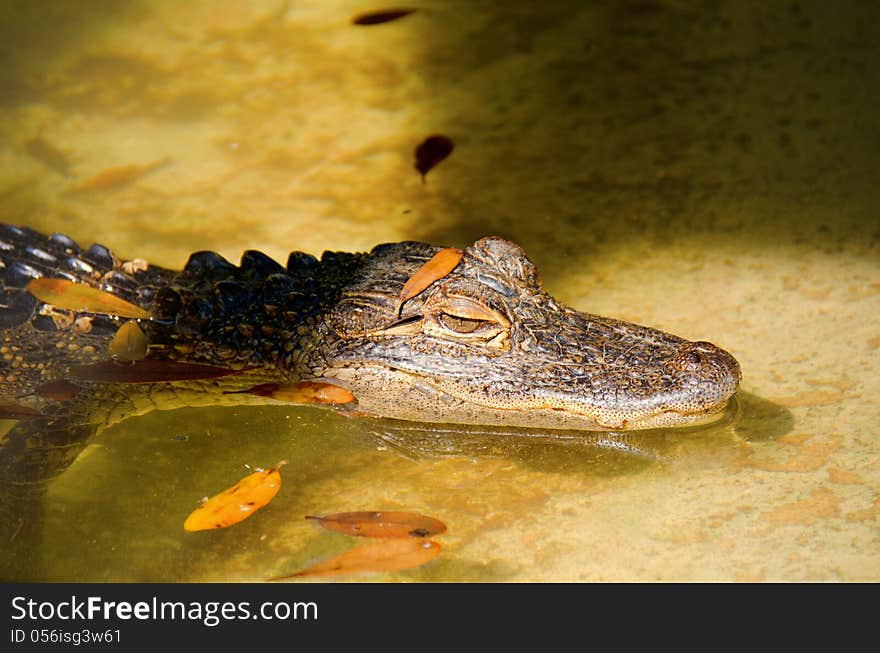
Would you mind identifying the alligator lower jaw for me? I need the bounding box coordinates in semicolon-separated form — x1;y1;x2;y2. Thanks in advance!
425;378;736;431
615;403;732;430
441;397;734;431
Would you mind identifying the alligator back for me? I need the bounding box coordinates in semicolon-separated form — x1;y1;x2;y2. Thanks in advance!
0;224;365;577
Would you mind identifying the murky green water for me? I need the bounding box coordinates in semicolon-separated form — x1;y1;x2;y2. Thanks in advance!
1;0;878;581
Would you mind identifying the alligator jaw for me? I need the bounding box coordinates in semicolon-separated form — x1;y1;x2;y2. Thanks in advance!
317;359;739;432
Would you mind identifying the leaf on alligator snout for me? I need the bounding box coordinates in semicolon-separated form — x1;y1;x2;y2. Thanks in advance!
68;360;241;383
306;511;447;539
27;278;152;319
352;8;417;25
0;401;42;420
226;381;355;405
396;247;463;315
35;380;82;401
108;320;149;362
268;538;441;580
414;135;454;182
184;461;287;532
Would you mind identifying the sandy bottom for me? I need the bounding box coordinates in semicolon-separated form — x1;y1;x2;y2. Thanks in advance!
1;0;877;581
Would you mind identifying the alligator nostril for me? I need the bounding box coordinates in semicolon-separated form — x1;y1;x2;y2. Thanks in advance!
672;342;716;372
680;350;704;371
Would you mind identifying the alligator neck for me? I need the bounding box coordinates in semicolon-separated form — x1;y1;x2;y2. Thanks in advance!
140;248;369;377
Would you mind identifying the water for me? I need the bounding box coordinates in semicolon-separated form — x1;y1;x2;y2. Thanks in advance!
1;0;878;581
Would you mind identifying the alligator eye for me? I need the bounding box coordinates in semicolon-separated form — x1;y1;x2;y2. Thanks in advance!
421;294;510;347
438;313;490;334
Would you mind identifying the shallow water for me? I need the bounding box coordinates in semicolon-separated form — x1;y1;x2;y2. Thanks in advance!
1;0;878;581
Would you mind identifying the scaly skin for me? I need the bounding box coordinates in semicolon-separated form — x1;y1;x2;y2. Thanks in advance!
0;224;740;576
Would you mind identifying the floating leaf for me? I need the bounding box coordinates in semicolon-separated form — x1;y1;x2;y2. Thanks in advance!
414;135;454;182
269;538;441;580
306;511;447;539
184;461;287;531
68;360;241;383
0;401;42;420
397;247;463;314
227;381;355;405
35;380;82;401
108;320;149;362
27;278;151;319
352;8;416;25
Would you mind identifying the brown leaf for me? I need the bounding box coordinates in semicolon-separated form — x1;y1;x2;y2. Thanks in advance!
68;360;241;383
306;511;447;538
35;380;82;401
397;247;463;314
414;135;454;182
352;8;416;25
269;538;441;580
27;278;151;319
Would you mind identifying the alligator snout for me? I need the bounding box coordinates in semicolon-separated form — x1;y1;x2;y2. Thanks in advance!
672;341;742;382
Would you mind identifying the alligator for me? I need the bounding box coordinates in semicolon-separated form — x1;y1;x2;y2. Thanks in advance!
0;223;741;577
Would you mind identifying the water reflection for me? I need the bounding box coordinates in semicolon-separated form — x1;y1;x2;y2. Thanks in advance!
3;390;751;581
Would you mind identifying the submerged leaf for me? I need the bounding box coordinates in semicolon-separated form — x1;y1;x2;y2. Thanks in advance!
306;511;447;539
27;278;151;319
228;381;355;405
34;380;82;401
414;135;454;182
184;461;287;531
68;360;241;383
352;8;416;25
0;401;42;420
397;247;463;314
24;136;73;177
269;538;441;580
65;157;171;194
109;320;149;362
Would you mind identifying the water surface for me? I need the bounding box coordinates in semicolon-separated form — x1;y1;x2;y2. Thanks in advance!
1;0;878;581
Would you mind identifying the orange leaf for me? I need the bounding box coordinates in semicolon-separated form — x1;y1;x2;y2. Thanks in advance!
27;278;151;319
305;511;447;538
397;247;463;314
184;461;287;531
230;381;355;405
108;320;149;362
270;538;441;580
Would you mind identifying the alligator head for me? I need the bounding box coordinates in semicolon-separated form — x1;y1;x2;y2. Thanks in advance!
314;237;741;431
